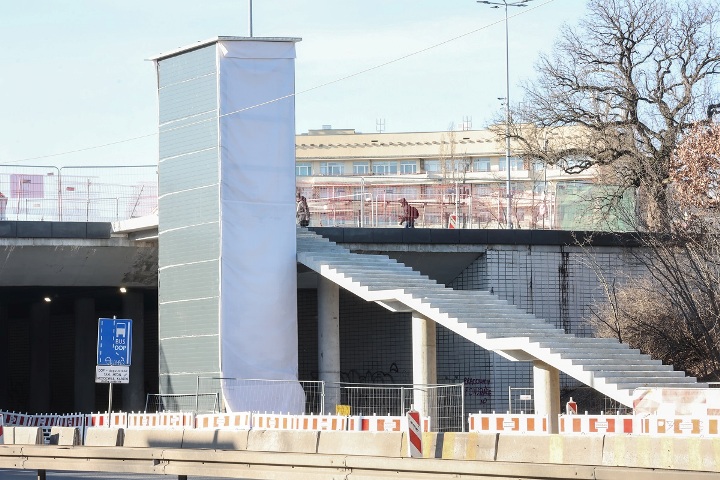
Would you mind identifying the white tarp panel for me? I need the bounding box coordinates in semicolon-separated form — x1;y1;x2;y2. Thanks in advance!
217;39;304;414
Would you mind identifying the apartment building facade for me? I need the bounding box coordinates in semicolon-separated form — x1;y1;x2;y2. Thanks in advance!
295;127;597;230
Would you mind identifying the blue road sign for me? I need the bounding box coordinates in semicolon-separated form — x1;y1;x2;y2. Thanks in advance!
97;318;132;366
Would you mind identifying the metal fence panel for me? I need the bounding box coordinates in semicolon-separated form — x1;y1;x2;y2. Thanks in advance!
508;387;535;414
196;377;324;415
0;165;157;222
329;382;464;432
145;393;219;413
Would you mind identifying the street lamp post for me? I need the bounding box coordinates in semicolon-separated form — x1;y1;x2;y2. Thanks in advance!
477;0;533;229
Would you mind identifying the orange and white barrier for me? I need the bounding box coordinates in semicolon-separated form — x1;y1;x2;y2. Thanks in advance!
127;413;158;429
86;412;128;429
559;414;639;434
348;415;431;432
468;413;549;434
196;412;252;430
642;416;708;435
348;415;404;432
157;412;194;429
294;415;347;431
252;413;297;430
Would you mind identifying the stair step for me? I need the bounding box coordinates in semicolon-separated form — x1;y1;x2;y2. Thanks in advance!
615;377;707;390
593;369;686;378
583;363;668;372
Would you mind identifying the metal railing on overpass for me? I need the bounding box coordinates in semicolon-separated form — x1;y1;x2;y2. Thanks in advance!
0;165;157;222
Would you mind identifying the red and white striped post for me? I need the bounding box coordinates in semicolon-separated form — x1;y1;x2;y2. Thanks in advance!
406;407;422;458
566;397;577;415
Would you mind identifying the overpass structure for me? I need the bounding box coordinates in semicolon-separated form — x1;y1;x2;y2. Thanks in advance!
0;217;709;420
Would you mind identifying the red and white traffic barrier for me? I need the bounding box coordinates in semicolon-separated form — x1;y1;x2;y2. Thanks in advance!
86;412;128;429
294;415;347;431
56;414;85;427
642;416;706;435
127;413;158;429
348;415;431;432
1;412;30;426
468;413;549;434
157;412;194;429
196;412;252;430
348;415;405;432
559;414;639;434
252;413;297;430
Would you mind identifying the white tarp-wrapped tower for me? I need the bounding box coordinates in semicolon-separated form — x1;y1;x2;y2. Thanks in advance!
152;37;304;413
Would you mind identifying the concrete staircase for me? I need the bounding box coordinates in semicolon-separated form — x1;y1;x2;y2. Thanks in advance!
296;228;707;407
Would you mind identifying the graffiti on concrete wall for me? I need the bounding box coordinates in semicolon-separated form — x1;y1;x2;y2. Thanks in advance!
464;377;492;403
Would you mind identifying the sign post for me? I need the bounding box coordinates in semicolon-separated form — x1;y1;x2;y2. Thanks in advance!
96;318;132;419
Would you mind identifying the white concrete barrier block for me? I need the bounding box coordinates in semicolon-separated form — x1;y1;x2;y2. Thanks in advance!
49;427;80;446
182;429;249;450
496;433;603;466
122;428;184;448
247;430;318;454
84;427;124;446
6;427;43;445
603;435;720;472
317;431;404;457
422;432;498;460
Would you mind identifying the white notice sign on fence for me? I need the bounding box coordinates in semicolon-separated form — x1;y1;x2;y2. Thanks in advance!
95;365;130;384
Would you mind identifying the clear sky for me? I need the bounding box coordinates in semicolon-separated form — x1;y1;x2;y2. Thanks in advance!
0;0;588;166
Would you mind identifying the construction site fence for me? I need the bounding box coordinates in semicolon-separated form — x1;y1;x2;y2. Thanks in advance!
0;165;157;222
0;164;613;230
297;179;620;231
11;410;720;445
193;378;464;432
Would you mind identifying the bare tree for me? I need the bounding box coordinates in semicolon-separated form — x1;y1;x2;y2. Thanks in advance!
438;123;473;225
514;0;720;230
588;121;720;381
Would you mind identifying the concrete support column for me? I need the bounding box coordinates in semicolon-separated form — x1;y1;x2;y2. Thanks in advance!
412;311;437;417
29;301;50;413
533;360;560;434
122;290;145;412
0;304;8;407
74;298;96;413
317;277;340;414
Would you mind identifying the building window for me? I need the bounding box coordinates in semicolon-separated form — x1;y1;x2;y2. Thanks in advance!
353;162;370;175
499;157;524;171
474;159;491;172
373;161;398;175
296;163;312;176
320;162;344;176
476;184;493;196
400;161;417;174
423;160;440;173
532;160;546;171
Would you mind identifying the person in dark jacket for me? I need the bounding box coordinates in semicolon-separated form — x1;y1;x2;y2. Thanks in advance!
399;198;415;228
296;195;310;227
